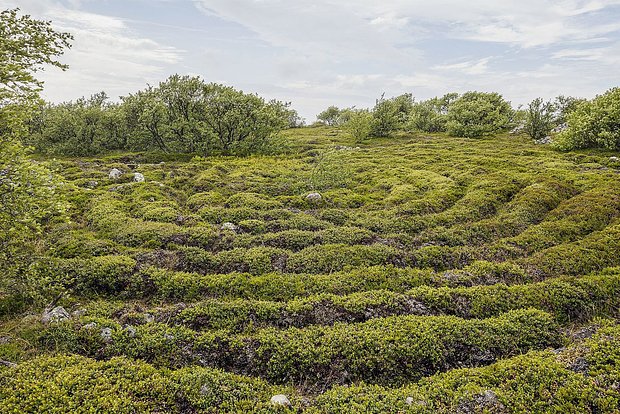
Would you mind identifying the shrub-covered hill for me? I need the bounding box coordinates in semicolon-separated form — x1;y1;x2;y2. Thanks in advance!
2;127;620;413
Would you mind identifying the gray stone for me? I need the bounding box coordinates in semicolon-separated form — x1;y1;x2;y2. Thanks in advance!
457;390;507;413
535;135;553;145
133;172;145;182
305;192;322;202
270;394;291;406
109;168;122;180
72;308;87;318
221;222;238;232
551;123;568;133
405;397;414;405
510;121;526;134
144;313;155;323
568;357;589;374
41;306;70;324
124;325;137;338
0;360;17;368
100;327;113;342
83;322;98;330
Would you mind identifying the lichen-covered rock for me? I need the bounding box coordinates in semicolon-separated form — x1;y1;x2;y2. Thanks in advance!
305;192;322;202
221;222;238;232
41;306;70;324
100;327;113;342
109;168;122;180
133;172;145;182
551;123;568;133
457;390;507;414
124;325;137;338
535;136;553;145
270;394;291;406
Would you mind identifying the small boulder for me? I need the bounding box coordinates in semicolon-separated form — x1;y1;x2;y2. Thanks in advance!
124;325;137;338
41;306;70;324
457;390;506;413
109;168;122;180
83;322;98;330
164;333;175;341
221;222;238;232
551;123;568;133
270;394;291;406
133;172;145;183
535;136;552;145
305;192;322;202
100;327;113;342
610;156;619;162
405;397;414;405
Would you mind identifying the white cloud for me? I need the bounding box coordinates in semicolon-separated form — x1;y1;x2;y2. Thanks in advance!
1;0;183;102
2;0;619;120
435;58;491;76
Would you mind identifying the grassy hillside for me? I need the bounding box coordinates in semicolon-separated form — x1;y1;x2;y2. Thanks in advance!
2;127;620;413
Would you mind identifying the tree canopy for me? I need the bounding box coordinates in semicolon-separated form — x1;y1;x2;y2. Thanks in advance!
0;8;71;307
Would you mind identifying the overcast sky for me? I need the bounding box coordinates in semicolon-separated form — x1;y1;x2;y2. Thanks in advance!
4;0;620;121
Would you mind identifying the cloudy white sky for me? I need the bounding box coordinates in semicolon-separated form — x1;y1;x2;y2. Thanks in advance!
4;0;620;120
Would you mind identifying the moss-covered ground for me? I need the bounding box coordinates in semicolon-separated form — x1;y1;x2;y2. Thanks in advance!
1;127;620;412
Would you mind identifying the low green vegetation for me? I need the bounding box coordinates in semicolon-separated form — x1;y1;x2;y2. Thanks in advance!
2;7;620;413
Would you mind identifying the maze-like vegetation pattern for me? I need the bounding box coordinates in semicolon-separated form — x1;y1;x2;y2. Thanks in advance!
2;128;620;412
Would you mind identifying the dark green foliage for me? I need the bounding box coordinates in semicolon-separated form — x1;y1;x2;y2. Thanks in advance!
371;93;414;137
446;91;514;138
0;355;296;413
407;93;458;133
555;87;620;150
310;323;620;413
29;75;296;156
525;97;556;141
34;309;560;390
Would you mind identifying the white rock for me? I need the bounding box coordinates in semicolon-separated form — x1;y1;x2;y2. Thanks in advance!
100;327;113;342
133;172;145;182
270;394;291;406
305;192;322;202
124;325;137;338
535;136;553;145
551;123;568;133
405;397;414;405
109;168;122;180
221;222;238;232
610;156;619;162
42;306;70;324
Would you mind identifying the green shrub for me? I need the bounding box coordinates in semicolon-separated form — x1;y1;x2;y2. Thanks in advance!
0;355;297;413
446;92;514;138
555;87;620;150
286;243;406;274
37;255;137;296
194;309;560;388
186;191;225;211
311;324;620;413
